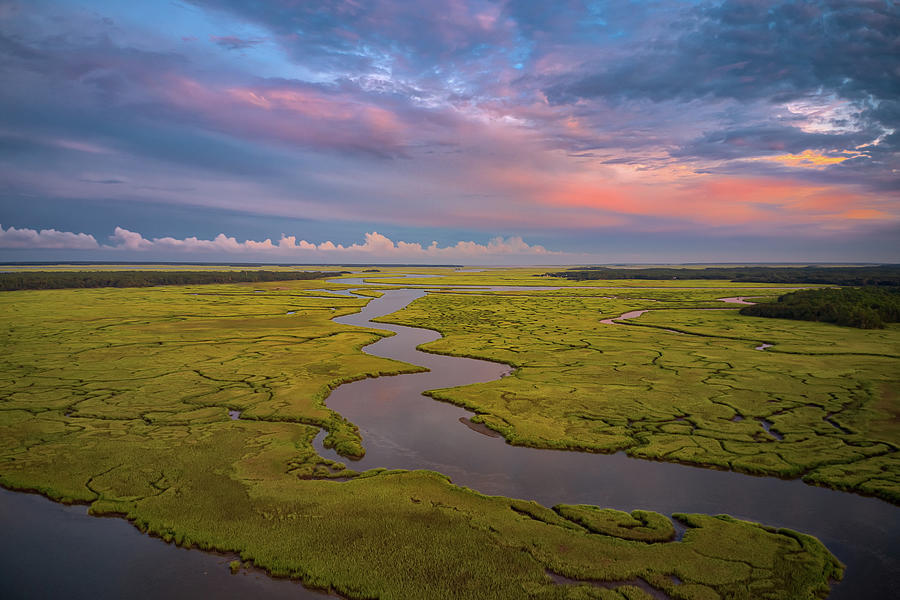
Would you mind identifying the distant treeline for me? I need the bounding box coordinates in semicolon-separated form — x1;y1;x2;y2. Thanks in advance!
0;270;346;291
740;287;900;329
2;261;462;267
545;265;900;286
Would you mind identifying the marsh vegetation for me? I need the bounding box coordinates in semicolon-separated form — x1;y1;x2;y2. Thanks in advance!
1;267;890;598
381;284;900;504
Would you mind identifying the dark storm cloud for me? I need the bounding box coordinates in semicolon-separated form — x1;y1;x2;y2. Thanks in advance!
0;0;896;261
674;125;876;161
538;0;898;189
547;1;898;108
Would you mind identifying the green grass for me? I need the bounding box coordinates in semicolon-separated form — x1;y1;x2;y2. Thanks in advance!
380;287;900;503
552;506;676;542
0;276;843;598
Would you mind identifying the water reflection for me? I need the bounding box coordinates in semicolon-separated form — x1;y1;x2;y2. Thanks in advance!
6;284;896;598
0;488;335;600
318;288;899;599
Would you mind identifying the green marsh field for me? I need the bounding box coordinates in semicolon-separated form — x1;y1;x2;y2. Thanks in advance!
1;266;897;598
384;283;900;503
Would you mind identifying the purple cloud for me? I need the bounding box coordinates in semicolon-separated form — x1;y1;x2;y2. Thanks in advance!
0;0;896;262
209;35;264;51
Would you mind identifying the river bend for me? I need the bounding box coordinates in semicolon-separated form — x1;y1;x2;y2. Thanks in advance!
3;283;897;599
314;287;899;599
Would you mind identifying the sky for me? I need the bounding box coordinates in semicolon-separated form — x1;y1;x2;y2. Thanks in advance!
0;0;897;264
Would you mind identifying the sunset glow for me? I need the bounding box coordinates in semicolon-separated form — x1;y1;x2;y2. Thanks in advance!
765;150;856;168
0;0;897;263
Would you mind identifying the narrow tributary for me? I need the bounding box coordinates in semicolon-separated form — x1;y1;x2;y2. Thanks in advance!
313;287;899;599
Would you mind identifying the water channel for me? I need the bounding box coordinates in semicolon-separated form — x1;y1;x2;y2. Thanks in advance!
3;280;897;598
314;286;899;599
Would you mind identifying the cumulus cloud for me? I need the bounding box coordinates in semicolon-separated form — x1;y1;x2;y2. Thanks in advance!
0;224;99;249
4;224;557;258
105;228;556;258
109;226;155;250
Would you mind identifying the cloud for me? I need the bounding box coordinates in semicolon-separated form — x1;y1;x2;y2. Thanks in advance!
0;0;895;257
104;228;555;258
758;150;856;169
190;0;521;78
0;224;99;249
209;35;264;51
673;125;874;162
109;226;155;250
539;0;899;185
547;1;899;108
78;174;129;184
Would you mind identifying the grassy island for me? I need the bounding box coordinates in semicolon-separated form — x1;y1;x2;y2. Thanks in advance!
0;270;849;598
379;276;900;504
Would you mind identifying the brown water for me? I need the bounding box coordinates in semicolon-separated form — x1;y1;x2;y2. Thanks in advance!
718;296;757;305
599;309;650;324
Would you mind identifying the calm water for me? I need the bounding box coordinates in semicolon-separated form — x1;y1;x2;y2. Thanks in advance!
5;286;897;598
0;488;332;600
315;288;899;599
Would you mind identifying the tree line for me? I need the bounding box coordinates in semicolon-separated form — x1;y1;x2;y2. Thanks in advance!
739;287;900;329
0;270;347;291
545;265;900;286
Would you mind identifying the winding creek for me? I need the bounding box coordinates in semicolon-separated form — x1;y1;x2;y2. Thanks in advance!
315;286;900;599
3;280;898;598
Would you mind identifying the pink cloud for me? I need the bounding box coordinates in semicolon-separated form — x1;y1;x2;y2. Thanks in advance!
110;227;154;250
52;138;114;154
154;76;409;155
470;159;898;231
104;228;557;258
0;224;99;249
